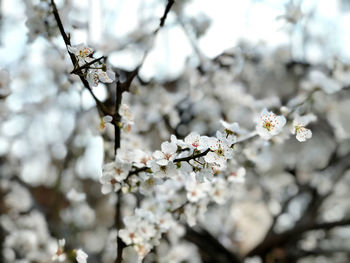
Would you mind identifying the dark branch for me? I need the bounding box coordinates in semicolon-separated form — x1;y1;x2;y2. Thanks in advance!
50;0;110;117
185;227;242;263
159;0;175;28
248;152;350;258
127;132;257;177
70;56;106;74
174;148;210;162
113;59;142;263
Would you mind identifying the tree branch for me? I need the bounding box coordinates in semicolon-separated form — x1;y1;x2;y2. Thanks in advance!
247;152;350;258
70;56;105;74
50;0;110;117
185;227;242;263
159;0;175;28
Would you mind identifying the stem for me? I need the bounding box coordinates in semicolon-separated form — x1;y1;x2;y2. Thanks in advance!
50;0;110;117
114;80;123;263
159;0;174;28
174;148;210;162
115;192;125;263
127;131;258;178
70;56;105;74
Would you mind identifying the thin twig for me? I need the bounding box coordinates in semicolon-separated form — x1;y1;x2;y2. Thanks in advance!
127;131;258;178
70;56;105;74
159;0;175;28
50;0;110;117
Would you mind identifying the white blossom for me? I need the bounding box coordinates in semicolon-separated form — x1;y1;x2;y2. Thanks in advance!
256;108;286;140
153;141;178;166
99;115;113;132
151;161;177;179
184;132;208;151
220;120;241;137
204;135;233;167
76;249;88;263
185;173;210;202
51;239;66;262
292;119;312;142
100;158;132;194
227;167;246;183
67;44;93;64
86;68;115;87
119;104;134;132
67;189;86;203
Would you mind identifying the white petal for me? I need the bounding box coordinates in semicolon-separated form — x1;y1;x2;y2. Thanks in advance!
67;45;77;55
101;184;112;194
153;150;164;160
156;159;169;166
276;115;286;128
161;142;177;154
103;115;113;122
260;108;269;116
204;152;217;163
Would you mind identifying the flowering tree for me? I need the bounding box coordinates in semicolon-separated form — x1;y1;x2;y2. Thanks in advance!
1;0;350;263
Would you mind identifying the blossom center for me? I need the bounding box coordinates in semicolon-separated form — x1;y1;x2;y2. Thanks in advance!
263;121;275;131
110;178;117;185
114;168;122;175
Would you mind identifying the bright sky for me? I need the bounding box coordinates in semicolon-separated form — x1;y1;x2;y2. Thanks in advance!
1;0;350;80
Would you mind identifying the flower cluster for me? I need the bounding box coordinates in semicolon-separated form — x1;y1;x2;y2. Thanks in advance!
99;121;249;258
24;1;58;42
100;157;132;194
52;238;88;263
119;208;175;260
100;120;241;194
67;44;115;87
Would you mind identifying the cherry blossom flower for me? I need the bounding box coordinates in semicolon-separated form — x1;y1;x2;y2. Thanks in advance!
204;135;233;167
153;141;178;166
100;158;131;194
68;44;115;87
211;178;230;204
86;68;115;87
99;115;113;131
151;162;177;179
119;226;143;245
256;108;286;140
131;149;153;168
220;120;241;137
184;132;208;151
119;104;134;132
119;208;169;259
292;119;312;142
185;173;210;202
139;173;162;195
52;239;66;262
67;44;93;64
227;167;246;183
194;166;214;183
76;249;88;263
133;243;152;259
